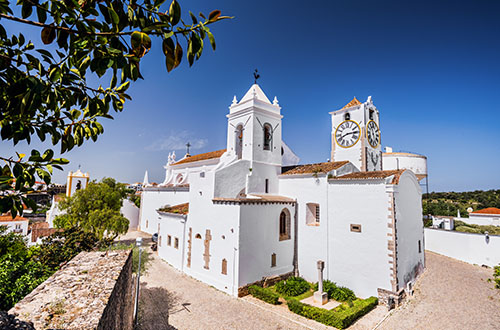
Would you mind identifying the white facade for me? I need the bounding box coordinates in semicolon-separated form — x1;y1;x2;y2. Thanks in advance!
382;150;428;181
466;208;500;226
0;217;29;236
139;84;425;300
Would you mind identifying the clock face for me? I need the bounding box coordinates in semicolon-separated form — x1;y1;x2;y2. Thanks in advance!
366;120;380;148
335;120;361;148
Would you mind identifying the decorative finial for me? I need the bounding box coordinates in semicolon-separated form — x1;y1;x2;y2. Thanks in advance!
78;164;81;170
186;142;191;156
367;96;372;103
232;95;238;105
273;96;279;105
253;69;260;84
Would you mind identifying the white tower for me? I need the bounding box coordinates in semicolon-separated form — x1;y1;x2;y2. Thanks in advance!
330;96;382;171
226;84;283;166
217;83;283;196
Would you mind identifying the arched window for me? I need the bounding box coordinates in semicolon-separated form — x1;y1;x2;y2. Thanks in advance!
279;209;291;241
235;124;243;159
344;113;350;121
176;174;183;184
263;123;272;151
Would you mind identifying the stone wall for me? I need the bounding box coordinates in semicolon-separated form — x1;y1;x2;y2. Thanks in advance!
238;271;293;297
9;249;134;330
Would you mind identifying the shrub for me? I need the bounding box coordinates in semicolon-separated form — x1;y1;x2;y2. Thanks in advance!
494;265;500;289
275;276;310;297
248;285;280;305
286;296;378;329
313;280;356;302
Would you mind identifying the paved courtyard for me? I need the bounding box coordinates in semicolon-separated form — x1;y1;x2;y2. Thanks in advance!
379;251;500;330
128;228;500;330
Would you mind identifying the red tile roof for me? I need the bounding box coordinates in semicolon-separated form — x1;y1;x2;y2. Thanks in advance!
158;203;189;215
471;207;500;215
330;169;406;184
341;97;362;110
0;214;28;222
281;161;349;175
173;149;226;166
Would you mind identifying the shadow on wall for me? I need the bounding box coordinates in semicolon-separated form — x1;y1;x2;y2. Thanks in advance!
137;284;179;330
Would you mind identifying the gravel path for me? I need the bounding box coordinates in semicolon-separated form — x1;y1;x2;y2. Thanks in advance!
379;251;500;330
137;252;335;330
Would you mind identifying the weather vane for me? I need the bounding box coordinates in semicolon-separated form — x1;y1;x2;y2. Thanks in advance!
253;69;260;84
186;142;191;155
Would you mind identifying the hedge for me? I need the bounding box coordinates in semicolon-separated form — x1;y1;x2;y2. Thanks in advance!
286;296;378;329
275;276;310;297
248;285;280;305
313;280;356;302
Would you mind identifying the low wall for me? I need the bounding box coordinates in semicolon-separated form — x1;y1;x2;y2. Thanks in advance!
9;250;134;330
424;228;500;267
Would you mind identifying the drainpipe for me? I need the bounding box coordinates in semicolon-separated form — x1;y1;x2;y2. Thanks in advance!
293;200;299;276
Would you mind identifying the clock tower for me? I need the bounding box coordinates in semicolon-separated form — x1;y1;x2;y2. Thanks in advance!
330;96;382;172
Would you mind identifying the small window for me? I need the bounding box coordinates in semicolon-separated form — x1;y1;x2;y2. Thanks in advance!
344;113;350;121
221;258;227;275
159;236;162;247
279;209;291;241
350;224;362;232
369;109;374;120
176;174;183;183
195;233;202;239
167;235;172;246
174;237;179;249
418;240;421;253
200;172;205;178
271;253;276;267
15;224;21;229
265;179;269;193
146;220;149;228
263;123;272;151
306;203;320;225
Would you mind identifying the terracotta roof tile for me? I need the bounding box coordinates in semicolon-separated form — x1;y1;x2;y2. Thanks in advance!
341;97;362;110
0;214;28;222
330;169;406;184
158;202;189;215
282;161;349;175
471;207;500;215
173;149;226;166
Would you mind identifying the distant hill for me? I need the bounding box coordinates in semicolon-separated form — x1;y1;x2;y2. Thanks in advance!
422;190;500;217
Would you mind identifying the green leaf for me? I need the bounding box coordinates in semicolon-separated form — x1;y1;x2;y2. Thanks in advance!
21;2;32;19
108;7;119;25
169;0;181;25
189;11;197;24
116;81;130;92
36;4;47;23
174;42;183;68
207;31;216;51
49;67;62;82
130;31;152;58
162;37;175;72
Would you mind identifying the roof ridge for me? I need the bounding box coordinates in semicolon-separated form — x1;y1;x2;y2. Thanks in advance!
341;97;362;110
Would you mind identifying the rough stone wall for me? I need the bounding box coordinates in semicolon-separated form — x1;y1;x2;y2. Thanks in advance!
238;271;293;297
9;250;134;330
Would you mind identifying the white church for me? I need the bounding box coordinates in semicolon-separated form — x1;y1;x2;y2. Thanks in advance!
139;83;425;302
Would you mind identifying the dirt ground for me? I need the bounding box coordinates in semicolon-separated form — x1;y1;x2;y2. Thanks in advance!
122;230;500;330
379;251;500;330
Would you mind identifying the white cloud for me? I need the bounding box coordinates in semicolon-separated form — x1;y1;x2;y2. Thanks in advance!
146;131;208;152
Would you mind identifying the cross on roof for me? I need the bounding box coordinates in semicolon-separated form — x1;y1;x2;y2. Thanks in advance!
253;69;260;84
186;142;191;156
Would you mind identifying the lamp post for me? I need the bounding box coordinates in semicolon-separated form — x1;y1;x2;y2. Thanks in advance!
134;237;142;327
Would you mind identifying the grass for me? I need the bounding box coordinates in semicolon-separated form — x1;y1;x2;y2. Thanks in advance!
103;242;152;274
267;284;314;301
454;220;500;236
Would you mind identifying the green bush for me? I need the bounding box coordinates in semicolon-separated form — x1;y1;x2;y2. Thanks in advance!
275;277;310;297
248;285;280;305
494;265;500;289
313;280;356;302
286;296;378;329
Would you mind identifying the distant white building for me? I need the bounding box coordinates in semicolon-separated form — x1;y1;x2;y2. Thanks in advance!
139;84;425;302
0;214;29;236
432;215;455;230
465;208;500;226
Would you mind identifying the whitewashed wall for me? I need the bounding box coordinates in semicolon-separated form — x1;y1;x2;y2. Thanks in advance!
279;175;329;282
158;213;186;270
121;199;140;230
394;172;425;289
425;228;500;267
139;188;189;235
183;169;241;296
0;220;28;236
328;180;393;298
465;214;500;227
238;203;295;287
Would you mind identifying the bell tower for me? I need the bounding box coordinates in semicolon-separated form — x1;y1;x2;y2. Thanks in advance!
330;96;382;171
226;84;282;166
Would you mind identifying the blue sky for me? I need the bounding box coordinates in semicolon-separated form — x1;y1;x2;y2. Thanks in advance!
3;0;500;192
